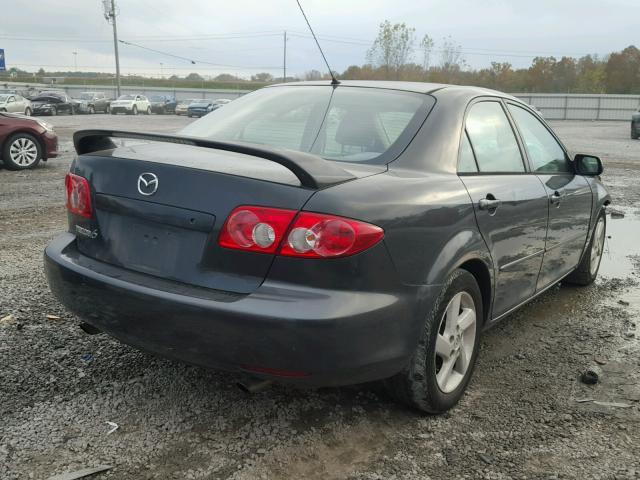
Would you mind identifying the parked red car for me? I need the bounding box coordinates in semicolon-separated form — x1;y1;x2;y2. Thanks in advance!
0;112;58;170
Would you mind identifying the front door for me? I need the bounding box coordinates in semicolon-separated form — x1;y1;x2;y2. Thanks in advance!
506;103;593;289
459;100;549;318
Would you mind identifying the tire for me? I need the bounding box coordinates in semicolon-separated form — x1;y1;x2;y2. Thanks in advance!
2;133;42;170
69;105;74;115
146;106;151;115
50;107;57;116
0;108;6;112
88;106;95;114
632;125;639;140
24;107;32;116
385;269;483;413
106;105;111;114
564;211;606;286
132;105;138;115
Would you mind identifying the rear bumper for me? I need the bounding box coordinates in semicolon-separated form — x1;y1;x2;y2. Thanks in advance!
45;233;436;386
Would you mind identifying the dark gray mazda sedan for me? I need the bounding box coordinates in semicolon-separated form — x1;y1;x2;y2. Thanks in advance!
45;81;610;413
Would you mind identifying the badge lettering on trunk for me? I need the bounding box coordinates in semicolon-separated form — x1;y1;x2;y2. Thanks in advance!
75;225;98;239
138;172;159;196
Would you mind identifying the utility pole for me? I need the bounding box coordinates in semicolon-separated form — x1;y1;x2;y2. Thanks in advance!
283;30;287;82
103;0;121;97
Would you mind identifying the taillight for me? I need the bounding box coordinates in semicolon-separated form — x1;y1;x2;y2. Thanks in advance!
65;173;92;218
219;206;297;253
219;206;384;258
280;212;384;258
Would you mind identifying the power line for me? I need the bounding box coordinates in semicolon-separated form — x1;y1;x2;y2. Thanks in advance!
118;40;281;69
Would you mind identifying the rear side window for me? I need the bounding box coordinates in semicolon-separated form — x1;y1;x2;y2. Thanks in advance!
465;101;525;173
458;131;478;173
508;104;571;173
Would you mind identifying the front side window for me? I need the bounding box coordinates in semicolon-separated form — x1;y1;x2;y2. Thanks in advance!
465;101;525;173
508;104;571;173
180;86;434;164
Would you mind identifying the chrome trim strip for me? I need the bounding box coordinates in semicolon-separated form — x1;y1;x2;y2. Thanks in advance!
499;249;545;272
543;232;588;253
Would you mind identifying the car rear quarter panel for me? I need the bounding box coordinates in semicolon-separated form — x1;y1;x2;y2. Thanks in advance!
302;171;493;290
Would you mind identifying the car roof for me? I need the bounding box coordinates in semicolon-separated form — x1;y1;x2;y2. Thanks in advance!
268;80;521;102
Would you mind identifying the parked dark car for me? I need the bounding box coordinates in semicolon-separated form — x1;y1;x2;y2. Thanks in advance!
632;109;640;139
186;99;216;117
149;95;177;114
44;81;610;412
31;92;74;116
77;92;111;114
0;112;58;169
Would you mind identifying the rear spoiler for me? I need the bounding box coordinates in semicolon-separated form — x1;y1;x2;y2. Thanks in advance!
73;129;355;190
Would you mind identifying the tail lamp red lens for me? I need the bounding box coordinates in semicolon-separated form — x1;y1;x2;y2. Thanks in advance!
219;206;384;258
219;206;297;253
65;173;93;218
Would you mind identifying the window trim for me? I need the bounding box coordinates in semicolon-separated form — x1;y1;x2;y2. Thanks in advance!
457;97;529;176
457;129;479;173
504;100;576;176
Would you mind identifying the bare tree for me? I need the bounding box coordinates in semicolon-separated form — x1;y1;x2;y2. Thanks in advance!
366;21;415;78
439;36;466;81
420;34;435;72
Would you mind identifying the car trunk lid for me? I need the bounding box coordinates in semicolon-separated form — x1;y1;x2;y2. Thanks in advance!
70;131;381;294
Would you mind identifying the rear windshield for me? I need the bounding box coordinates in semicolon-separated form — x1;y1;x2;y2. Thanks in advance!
118;95;135;100
180;85;434;164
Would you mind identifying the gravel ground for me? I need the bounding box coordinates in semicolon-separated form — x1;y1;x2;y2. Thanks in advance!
1;116;639;480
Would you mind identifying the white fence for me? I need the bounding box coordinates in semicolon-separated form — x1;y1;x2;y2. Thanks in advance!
514;93;640;121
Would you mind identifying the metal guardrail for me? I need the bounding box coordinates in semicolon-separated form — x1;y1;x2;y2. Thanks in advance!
514;94;640;121
0;81;253;101
2;81;639;120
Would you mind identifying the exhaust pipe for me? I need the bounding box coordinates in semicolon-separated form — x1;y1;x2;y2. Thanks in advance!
236;377;273;394
79;322;102;335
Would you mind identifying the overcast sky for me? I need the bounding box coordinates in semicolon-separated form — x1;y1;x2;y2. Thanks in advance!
1;0;639;79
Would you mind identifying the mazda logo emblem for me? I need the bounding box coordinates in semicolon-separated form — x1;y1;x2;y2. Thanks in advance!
137;172;158;196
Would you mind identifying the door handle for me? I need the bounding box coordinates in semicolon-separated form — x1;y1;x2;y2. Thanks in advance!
478;197;501;211
550;191;563;205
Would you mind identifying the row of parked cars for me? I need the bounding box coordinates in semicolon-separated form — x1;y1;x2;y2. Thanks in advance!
0;89;232;117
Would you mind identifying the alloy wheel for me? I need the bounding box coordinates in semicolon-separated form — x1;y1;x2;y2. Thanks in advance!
9;137;39;167
434;291;477;393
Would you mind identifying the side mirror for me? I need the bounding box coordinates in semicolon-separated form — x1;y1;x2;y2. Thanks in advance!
574;154;603;176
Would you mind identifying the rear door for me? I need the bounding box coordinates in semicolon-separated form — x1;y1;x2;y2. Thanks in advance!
459;99;549;318
506;103;592;289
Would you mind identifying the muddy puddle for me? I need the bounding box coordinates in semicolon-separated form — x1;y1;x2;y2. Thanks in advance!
599;209;640;280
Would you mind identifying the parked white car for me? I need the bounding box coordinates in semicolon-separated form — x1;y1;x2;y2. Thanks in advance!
109;94;151;115
0;94;32;116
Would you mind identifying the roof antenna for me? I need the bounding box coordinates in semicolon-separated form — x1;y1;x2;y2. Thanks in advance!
295;0;340;85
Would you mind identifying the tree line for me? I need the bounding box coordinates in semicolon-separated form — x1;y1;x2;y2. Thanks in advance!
330;21;640;94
